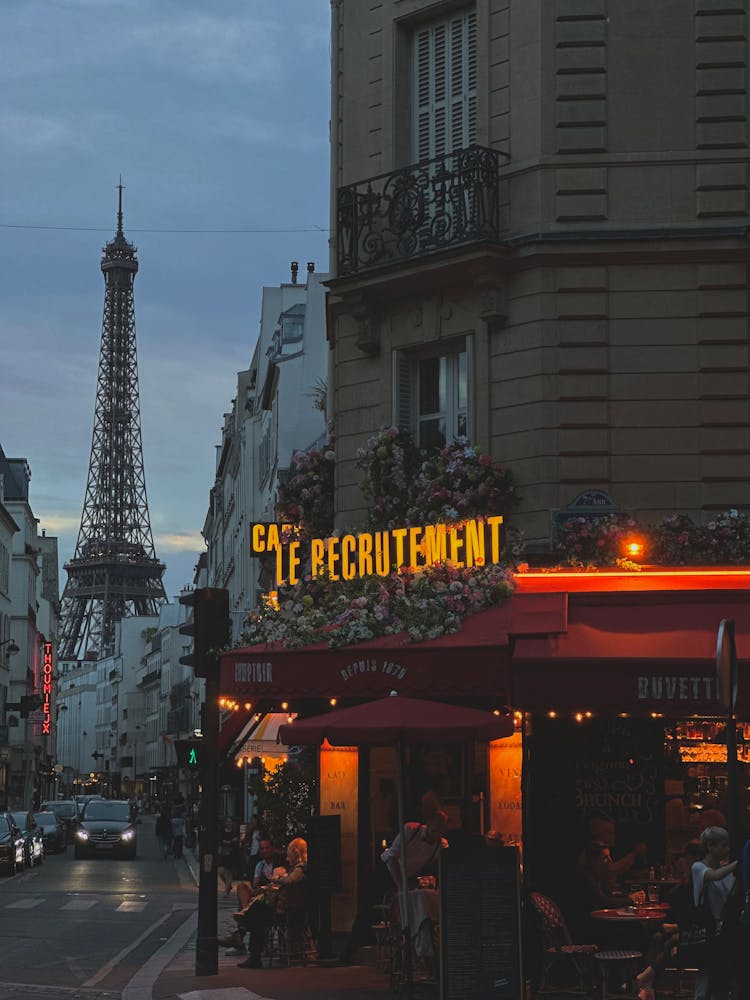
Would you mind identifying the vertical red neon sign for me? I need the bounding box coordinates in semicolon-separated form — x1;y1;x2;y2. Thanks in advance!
42;642;53;735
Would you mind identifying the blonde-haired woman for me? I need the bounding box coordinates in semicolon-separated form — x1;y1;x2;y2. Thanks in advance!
691;826;738;1000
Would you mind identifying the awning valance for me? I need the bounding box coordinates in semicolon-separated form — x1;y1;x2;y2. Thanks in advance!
511;597;750;716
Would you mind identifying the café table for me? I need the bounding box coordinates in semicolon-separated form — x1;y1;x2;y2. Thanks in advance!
591;907;668;1000
591;904;669;925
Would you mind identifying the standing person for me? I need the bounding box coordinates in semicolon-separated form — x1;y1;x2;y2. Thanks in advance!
171;810;186;860
381;811;449;887
156;808;172;860
691;826;738;1000
218;817;239;896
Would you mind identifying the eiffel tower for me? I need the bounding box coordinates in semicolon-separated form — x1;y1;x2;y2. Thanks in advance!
59;184;166;660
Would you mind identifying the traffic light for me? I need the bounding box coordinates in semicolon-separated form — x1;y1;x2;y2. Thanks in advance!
174;738;204;769
19;694;42;718
178;588;230;678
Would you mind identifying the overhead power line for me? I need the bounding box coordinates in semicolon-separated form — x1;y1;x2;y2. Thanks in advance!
0;223;330;234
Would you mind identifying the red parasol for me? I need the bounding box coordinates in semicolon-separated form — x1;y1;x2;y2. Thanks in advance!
278;692;514;995
277;693;514;746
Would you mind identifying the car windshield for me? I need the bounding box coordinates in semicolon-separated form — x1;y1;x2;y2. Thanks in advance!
83;801;130;822
10;813;27;829
51;803;77;818
0;818;9;834
35;813;56;827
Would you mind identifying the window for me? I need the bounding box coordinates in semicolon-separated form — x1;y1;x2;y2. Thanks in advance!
392;337;472;449
412;9;477;162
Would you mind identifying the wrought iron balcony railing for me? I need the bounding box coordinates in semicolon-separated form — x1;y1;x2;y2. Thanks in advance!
336;145;503;278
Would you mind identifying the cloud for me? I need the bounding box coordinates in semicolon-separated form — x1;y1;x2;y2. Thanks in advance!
35;513;81;535
0;111;69;150
155;531;205;552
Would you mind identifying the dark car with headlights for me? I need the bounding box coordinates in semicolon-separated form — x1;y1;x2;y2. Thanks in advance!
40;800;78;843
0;814;25;875
74;799;137;859
9;811;43;867
35;811;66;853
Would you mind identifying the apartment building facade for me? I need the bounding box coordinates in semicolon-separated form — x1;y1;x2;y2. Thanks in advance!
328;0;750;547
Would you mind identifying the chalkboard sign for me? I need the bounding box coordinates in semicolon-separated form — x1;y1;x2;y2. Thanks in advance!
308;814;342;893
573;718;663;838
440;846;522;1000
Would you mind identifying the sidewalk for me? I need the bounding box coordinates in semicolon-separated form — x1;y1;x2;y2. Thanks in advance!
145;844;395;1000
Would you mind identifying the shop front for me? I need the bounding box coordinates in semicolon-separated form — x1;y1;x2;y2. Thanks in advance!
510;568;750;943
219;595;564;936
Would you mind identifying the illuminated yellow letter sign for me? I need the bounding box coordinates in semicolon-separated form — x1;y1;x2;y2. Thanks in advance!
249;516;503;588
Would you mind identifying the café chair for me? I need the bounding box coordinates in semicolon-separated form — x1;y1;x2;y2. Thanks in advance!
529;891;599;994
266;881;316;967
594;949;643;1000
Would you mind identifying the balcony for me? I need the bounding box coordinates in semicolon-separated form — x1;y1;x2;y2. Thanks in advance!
336;146;504;278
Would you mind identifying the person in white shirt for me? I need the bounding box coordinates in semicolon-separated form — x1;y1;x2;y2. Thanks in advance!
381;811;449;887
691;825;738;1000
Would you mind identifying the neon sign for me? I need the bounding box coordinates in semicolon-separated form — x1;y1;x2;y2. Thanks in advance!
42;642;53;735
250;515;504;588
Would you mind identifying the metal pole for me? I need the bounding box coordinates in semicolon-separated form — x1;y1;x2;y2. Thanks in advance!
396;736;413;1000
195;658;219;976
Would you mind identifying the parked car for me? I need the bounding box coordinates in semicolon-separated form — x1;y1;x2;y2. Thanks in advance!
40;800;78;843
35;811;66;854
74;799;138;860
8;811;43;867
0;814;25;875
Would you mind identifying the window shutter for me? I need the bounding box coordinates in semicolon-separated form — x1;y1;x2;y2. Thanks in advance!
392;350;414;432
412;10;476;161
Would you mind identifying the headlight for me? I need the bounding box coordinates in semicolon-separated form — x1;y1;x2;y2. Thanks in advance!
75;829;89;840
120;829;135;842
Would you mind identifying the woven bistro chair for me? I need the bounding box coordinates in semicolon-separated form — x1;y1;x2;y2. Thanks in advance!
529;891;599;994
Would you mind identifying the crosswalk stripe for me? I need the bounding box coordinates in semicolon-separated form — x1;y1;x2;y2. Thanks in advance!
117;900;148;912
61;898;98;910
5;897;44;909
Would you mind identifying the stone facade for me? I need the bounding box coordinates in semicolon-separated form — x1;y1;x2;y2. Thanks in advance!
328;0;750;550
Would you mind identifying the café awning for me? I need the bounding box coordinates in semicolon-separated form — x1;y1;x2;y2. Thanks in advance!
219;593;566;704
511;596;750;716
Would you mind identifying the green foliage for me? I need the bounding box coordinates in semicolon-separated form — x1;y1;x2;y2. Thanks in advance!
259;757;317;847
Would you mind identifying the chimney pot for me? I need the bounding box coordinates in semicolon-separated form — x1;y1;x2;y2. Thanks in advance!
290;261;299;284
307;261;315;273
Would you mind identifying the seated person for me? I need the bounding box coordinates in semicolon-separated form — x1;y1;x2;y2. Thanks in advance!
381;811;449;888
236;837;307;969
580;841;641;910
222;837;286;958
635;841;703;1000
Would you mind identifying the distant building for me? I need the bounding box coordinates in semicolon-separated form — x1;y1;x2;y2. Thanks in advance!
0;446;59;807
203;264;329;632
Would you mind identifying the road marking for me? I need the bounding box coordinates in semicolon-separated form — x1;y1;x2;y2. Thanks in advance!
116;900;148;912
83;910;172;988
5;896;45;908
61;898;98;910
121;910;197;1000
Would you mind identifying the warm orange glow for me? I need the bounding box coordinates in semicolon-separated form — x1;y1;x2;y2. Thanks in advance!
329;698;337;707
624;537;645;559
548;710;557;718
575;712;583;723
219;697;226;707
281;701;288;711
584;711;592;718
515;567;750;593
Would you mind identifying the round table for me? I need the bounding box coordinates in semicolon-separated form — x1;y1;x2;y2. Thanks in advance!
591;904;668;924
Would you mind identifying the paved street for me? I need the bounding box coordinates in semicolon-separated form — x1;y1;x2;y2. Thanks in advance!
0;817;395;1000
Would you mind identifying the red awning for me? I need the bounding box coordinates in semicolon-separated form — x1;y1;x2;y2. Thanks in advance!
219;593;566;704
512;597;750;716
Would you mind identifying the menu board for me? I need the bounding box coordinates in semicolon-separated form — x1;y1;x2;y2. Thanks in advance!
440;846;521;1000
308;814;342;893
573;717;664;855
